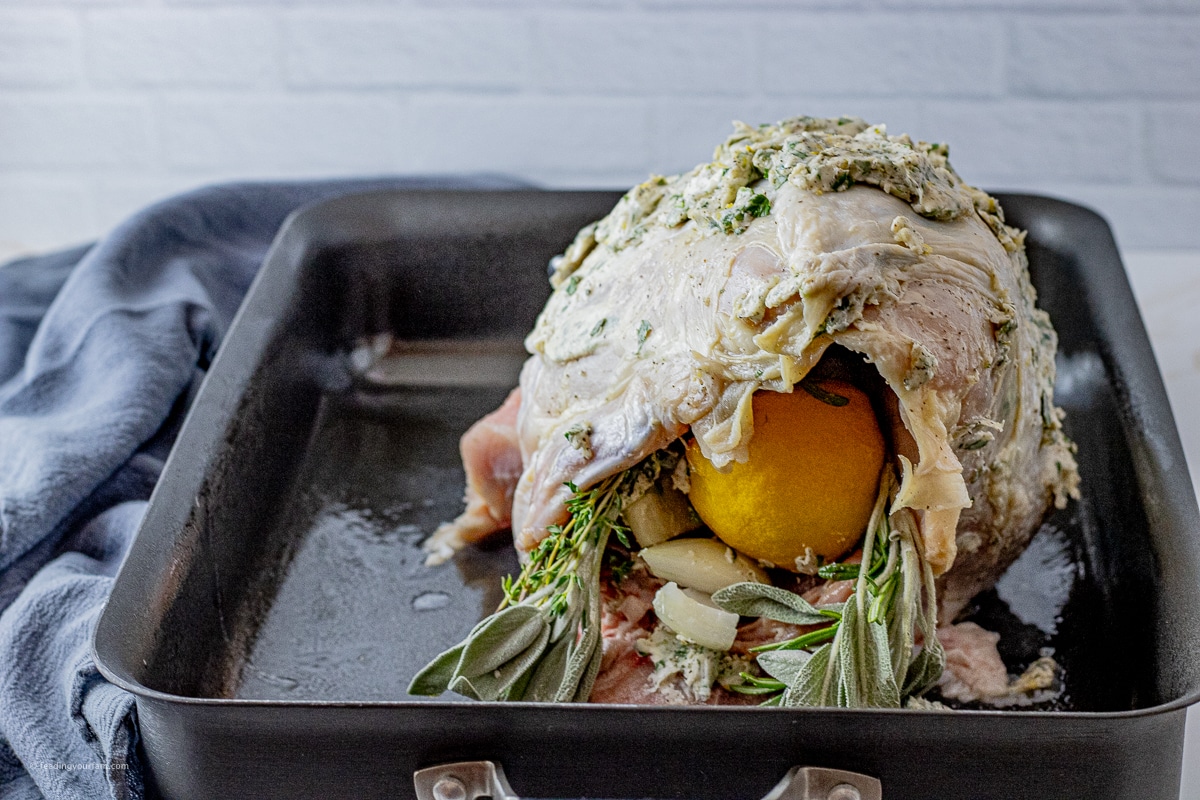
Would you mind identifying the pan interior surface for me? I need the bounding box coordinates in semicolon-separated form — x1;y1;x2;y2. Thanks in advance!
116;191;1194;717
235;374;522;701
218;360;1144;710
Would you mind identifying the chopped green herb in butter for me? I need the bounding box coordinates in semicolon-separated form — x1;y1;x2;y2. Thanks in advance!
550;115;1021;289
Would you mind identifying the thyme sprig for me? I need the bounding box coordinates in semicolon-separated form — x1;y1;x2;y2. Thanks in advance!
409;450;678;703
498;472;630;616
718;469;944;708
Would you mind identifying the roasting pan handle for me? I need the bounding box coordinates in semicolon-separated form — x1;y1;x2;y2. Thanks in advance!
413;761;881;800
414;761;518;800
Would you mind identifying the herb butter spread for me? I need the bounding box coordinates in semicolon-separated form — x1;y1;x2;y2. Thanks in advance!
549;116;1019;291
516;115;1078;613
636;625;752;704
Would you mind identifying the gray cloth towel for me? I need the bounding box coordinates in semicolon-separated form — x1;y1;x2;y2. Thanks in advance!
0;176;520;799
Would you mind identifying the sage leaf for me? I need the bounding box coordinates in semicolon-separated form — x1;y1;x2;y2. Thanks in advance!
711;582;830;626
862;615;900;708
555;536;608;701
836;590;900;709
887;539;919;679
503;666;534;702
781;644;833;706
557;591;603;701
406;641;466;696
523;636;573;702
449;674;482;701
458;605;547;676
836;599;863;707
903;636;945;697
844;587;902;705
556;631;597;701
572;647;604;702
453;621;552;701
756;649;814;687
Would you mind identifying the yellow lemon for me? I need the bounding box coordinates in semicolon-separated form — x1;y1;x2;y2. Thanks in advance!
685;381;885;569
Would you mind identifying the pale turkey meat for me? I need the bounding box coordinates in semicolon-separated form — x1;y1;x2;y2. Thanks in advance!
417;116;1079;707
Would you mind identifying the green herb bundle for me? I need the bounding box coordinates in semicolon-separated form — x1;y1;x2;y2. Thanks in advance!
716;470;944;708
408;450;678;702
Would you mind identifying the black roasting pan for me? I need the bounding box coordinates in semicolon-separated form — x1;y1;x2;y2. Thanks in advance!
93;190;1200;799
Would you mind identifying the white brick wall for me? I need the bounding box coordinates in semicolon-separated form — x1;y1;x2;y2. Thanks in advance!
159;95;402;171
286;10;530;89
0;1;1198;254
1009;16;1200;97
88;10;281;88
0;11;82;88
0;98;153;167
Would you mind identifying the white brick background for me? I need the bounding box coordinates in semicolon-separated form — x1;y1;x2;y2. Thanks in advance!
1;3;1200;797
0;1;1198;254
0;1;1196;253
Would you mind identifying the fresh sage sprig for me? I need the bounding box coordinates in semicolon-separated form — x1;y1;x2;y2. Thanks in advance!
714;470;944;708
408;450;679;702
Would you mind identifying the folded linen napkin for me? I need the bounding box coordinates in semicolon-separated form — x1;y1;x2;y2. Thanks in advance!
0;176;521;800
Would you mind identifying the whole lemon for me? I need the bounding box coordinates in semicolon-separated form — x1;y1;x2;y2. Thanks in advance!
685;381;886;569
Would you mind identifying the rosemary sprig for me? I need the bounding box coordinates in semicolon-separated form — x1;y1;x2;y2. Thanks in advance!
409;449;679;703
798;377;849;407
728;673;786;696
748;623;838;653
816;562;860;581
714;469;944;708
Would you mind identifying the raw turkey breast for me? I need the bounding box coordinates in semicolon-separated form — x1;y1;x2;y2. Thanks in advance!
431;115;1079;619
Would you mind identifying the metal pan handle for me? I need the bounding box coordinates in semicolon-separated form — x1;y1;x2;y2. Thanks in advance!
413;760;881;800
